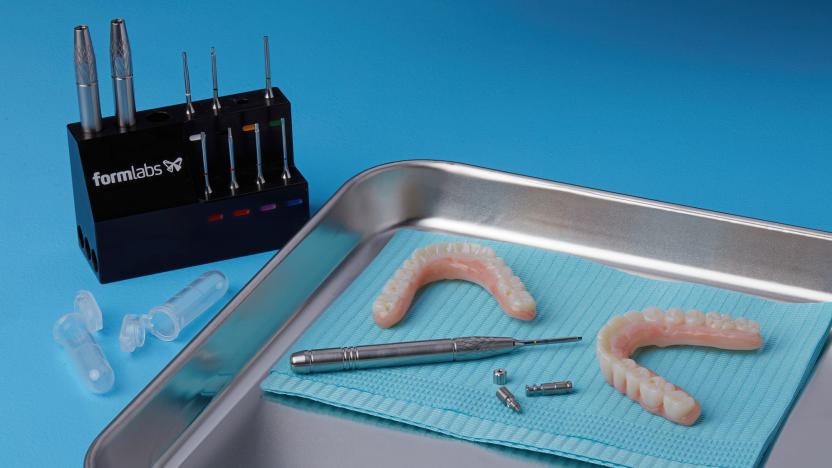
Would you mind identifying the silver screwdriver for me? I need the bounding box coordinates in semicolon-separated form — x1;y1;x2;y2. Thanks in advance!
110;19;136;128
182;52;195;117
74;25;102;134
264;35;274;101
280;117;291;182
227;127;239;194
189;132;212;198
211;47;221;113
290;335;582;374
254;123;266;189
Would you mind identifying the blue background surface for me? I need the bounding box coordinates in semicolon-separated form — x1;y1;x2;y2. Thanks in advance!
0;1;829;465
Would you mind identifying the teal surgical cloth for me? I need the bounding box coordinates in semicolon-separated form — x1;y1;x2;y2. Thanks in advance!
262;230;832;467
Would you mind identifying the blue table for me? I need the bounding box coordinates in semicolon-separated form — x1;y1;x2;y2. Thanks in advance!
1;1;829;465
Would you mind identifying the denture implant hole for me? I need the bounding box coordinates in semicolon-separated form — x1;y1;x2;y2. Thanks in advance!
91;250;98;272
77;225;84;249
84;237;91;259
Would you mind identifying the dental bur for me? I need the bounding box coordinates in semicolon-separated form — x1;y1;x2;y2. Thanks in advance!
74;26;102;134
110;19;136;128
290;336;581;373
119;271;229;352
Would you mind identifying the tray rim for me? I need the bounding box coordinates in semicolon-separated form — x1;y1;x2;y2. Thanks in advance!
85;159;832;466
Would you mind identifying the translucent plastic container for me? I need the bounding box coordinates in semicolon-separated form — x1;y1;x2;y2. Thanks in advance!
53;291;114;394
120;271;228;352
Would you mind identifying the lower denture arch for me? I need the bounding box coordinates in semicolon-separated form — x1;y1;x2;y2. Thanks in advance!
597;307;762;426
372;242;536;328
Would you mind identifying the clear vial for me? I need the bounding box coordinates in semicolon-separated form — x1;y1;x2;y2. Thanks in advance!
120;271;228;352
54;291;114;394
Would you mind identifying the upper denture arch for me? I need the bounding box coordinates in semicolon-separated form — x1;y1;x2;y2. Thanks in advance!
372;242;536;328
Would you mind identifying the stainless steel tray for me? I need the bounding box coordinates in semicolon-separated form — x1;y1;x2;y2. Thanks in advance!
86;160;832;467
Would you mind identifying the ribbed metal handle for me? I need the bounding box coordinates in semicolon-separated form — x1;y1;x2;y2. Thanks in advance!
290;336;517;374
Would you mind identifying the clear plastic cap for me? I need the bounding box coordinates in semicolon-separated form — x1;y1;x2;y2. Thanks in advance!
73;290;103;333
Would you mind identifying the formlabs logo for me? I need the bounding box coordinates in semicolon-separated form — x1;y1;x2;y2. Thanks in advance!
91;158;183;187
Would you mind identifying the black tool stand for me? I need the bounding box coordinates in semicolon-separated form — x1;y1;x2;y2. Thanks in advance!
67;88;309;283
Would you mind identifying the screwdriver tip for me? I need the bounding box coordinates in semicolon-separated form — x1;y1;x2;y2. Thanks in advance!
519;336;582;345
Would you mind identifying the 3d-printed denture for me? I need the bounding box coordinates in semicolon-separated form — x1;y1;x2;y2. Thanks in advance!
596;307;762;425
372;242;536;328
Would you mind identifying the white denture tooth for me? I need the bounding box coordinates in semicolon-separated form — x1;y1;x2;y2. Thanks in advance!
735;317;749;330
372;298;395;316
626;366;651;400
612;359;629;391
666;308;684;325
606;315;632;332
411;247;428;260
721;320;736;330
663;390;696;420
482;258;496;271
481;246;496;257
640;377;665;409
382;280;400;294
514;297;534;310
509;297;526;310
748;320;760;333
597;326;613;346
393;268;413;281
597;348;614;382
684;309;705;326
624;310;644;323
642;307;665;322
706;312;723;328
484;259;501;273
596;333;609;349
662;382;676;393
